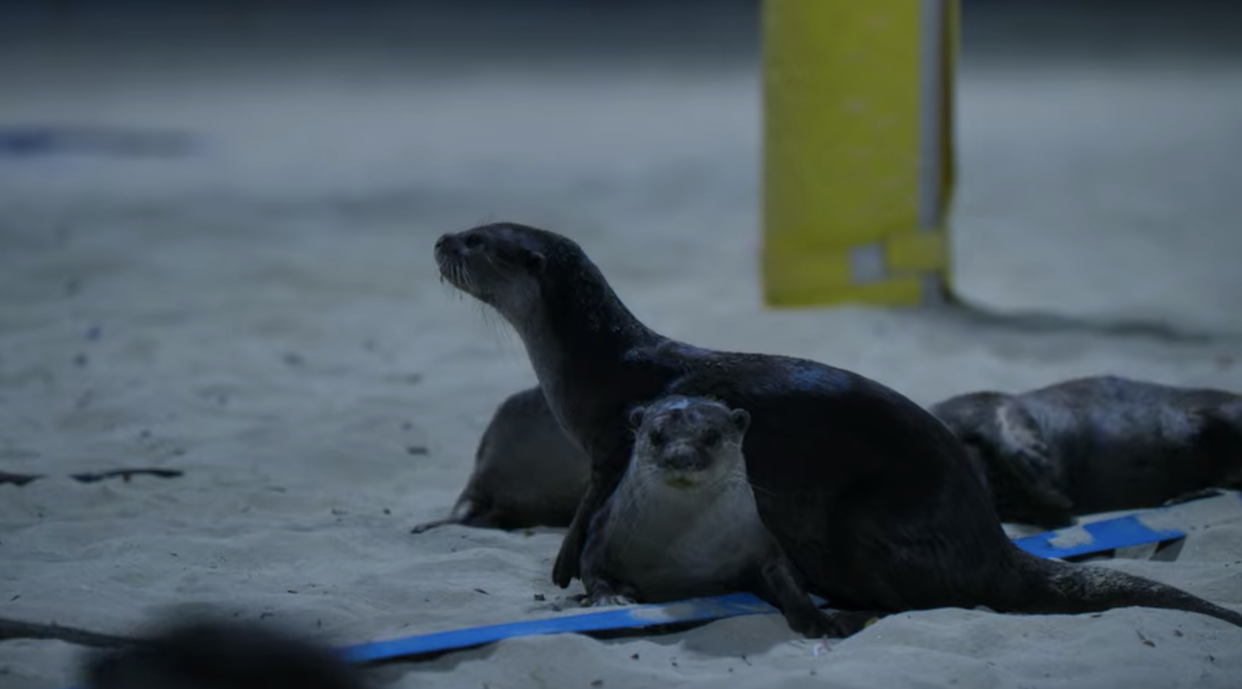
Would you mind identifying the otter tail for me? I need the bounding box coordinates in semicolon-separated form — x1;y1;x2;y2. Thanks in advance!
1011;552;1242;628
409;490;486;534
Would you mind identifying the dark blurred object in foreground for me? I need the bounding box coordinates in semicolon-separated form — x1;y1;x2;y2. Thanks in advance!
84;618;369;689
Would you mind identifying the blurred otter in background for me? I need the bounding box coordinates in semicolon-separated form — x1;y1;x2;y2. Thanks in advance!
929;375;1242;529
411;386;589;534
433;375;1242;534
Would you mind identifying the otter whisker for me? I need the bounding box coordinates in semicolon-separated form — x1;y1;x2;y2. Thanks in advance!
476;301;518;350
744;479;779;499
460;266;479;295
439;276;462;300
483;252;532;285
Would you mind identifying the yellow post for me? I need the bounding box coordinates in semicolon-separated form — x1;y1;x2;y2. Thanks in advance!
761;0;958;307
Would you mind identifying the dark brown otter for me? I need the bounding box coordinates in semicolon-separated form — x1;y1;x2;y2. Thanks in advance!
930;376;1242;529
432;221;1242;632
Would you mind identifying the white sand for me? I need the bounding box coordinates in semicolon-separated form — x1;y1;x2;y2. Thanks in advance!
3;18;1242;689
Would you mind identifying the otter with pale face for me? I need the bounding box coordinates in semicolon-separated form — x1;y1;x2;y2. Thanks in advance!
582;396;869;637
434;222;1242;632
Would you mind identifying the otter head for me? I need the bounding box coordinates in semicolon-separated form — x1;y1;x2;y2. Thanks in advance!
434;222;586;329
628;396;751;490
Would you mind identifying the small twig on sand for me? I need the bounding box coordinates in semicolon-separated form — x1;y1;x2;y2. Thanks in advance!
0;471;41;486
0;617;135;648
69;468;185;484
0;468;184;487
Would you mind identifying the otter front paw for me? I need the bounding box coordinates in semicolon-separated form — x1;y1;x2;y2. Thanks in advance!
552;543;581;588
787;609;880;639
582;580;637;607
586;594;637;608
553;557;575;588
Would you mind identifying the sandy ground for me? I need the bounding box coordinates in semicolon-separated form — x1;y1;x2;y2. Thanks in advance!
2;4;1242;688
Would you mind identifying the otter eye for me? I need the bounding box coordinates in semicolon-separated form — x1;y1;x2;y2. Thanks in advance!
464;235;484;249
525;250;547;274
647;430;665;447
702;430;721;447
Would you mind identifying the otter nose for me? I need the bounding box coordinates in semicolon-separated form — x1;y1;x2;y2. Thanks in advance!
662;445;704;472
435;234;457;253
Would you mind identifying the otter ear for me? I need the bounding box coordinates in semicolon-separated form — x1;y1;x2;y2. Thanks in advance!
729;409;750;434
628;406;646;430
525;251;547;275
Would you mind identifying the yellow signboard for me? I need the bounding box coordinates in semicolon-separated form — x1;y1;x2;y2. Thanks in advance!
762;0;958;307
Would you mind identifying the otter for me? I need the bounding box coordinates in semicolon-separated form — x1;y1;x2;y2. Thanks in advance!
582;395;876;637
431;221;1242;631
411;386;589;534
929;376;1242;529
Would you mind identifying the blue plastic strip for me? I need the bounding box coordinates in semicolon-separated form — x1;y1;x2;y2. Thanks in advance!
340;591;777;663
1011;514;1185;560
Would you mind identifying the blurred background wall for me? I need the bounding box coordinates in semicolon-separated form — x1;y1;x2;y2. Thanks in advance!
2;0;1239;333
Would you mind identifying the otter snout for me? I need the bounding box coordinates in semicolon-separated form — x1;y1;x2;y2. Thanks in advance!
435;233;472;291
659;442;712;473
435;233;463;257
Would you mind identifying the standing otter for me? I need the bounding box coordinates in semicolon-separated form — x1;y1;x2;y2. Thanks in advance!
432;221;1242;629
410;386;589;534
930;376;1242;529
582;395;876;637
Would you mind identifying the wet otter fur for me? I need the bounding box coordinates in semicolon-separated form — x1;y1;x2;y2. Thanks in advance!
433;221;1242;632
930;376;1242;529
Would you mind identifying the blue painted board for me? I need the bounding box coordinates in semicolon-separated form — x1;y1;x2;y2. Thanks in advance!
1011;514;1185;560
342;592;777;663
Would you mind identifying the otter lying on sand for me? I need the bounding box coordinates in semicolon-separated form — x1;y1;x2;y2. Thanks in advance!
930;376;1242;529
411;386;588;534
429;374;1242;536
